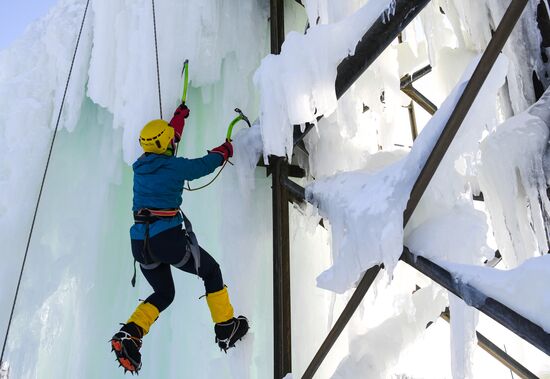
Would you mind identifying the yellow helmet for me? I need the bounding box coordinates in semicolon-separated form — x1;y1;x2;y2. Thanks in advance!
139;119;175;154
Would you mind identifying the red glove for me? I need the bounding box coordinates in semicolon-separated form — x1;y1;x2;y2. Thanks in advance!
169;103;190;142
209;140;233;161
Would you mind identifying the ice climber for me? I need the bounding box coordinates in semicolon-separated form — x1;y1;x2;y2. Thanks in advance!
110;103;249;374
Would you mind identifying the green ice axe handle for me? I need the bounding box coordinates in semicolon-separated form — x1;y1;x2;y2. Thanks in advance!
226;108;252;140
181;59;189;104
226;115;244;141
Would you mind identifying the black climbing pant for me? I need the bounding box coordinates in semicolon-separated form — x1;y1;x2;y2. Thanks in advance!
131;225;224;312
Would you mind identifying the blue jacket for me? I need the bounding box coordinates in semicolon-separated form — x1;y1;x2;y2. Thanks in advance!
130;152;223;240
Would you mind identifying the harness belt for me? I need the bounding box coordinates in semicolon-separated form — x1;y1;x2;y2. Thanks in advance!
130;208;201;287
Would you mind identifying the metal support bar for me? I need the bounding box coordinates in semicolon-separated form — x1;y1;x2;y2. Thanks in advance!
272;158;292;378
403;0;531;225
439;310;539;379
270;1;291;378
270;0;284;55
335;0;432;99
301;265;383;379
267;164;306;179
407;101;419;141
402;85;438;115
284;177;306;201
400;65;433;88
294;0;432;147
402;248;550;356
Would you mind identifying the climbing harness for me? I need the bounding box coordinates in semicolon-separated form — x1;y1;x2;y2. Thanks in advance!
0;0;91;367
152;0;163;119
131;208;201;286
184;108;251;192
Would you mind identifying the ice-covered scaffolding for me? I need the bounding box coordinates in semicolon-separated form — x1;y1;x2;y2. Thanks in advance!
253;0;550;378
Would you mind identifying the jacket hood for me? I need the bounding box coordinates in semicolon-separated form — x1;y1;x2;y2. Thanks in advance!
133;153;171;174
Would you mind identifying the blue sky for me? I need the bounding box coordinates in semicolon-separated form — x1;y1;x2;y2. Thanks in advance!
0;0;58;50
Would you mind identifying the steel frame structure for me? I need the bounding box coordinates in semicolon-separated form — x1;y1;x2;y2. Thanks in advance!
268;0;547;378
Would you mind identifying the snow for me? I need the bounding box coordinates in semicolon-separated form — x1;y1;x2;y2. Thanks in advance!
306;55;507;294
232;123;264;193
254;0;396;160
332;284;448;378
1;0;550;378
440;255;550;334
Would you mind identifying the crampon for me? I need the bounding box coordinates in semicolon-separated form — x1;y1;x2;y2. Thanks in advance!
215;315;249;353
110;324;143;375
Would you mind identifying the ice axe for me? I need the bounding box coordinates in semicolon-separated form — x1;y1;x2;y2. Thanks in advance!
226;108;251;141
174;59;189;156
184;108;251;191
181;59;189;105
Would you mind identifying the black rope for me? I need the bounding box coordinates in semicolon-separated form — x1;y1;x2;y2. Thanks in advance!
0;0;91;366
152;0;163;119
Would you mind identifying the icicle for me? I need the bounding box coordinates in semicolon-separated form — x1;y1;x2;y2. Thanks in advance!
0;362;9;379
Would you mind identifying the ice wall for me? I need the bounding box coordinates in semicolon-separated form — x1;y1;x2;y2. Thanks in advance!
0;0;92;358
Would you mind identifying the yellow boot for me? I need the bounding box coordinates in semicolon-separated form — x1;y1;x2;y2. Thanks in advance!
206;287;234;323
